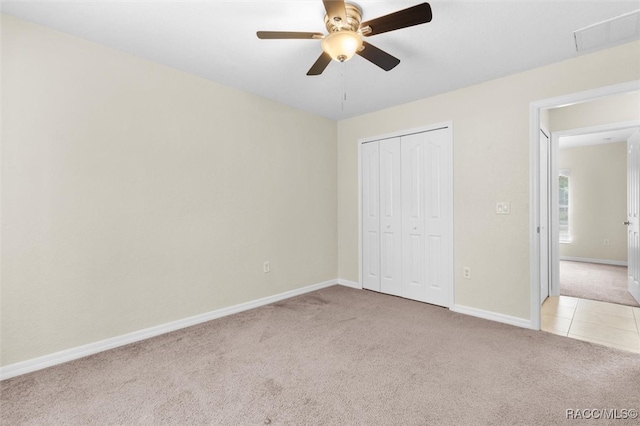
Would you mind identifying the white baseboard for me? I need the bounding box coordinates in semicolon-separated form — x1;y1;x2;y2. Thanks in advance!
452;304;533;330
0;280;536;380
337;278;361;289
0;279;339;381
560;256;627;267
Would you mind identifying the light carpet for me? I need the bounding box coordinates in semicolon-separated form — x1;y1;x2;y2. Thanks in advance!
560;260;639;307
2;286;639;425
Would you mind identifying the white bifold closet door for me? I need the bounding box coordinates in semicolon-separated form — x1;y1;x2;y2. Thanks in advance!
362;128;452;307
362;141;381;292
380;138;403;296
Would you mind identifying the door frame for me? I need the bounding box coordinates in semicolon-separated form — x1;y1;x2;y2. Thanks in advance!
358;121;455;308
539;127;551;303
628;131;640;305
529;80;640;330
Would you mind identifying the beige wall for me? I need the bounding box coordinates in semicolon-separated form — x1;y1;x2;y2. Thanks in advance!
549;91;640;132
337;40;640;320
1;15;337;366
540;108;551;132
557;143;627;262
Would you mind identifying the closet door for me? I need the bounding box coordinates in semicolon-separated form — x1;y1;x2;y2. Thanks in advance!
362;142;380;291
423;129;451;307
379;138;402;296
401;133;427;301
361;126;452;308
400;129;451;306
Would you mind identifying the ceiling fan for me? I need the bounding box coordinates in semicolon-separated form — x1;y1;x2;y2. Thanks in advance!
257;1;432;76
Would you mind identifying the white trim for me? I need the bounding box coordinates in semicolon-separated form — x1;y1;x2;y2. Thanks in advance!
0;279;339;381
529;104;542;330
358;135;363;290
530;81;640;111
452;305;533;330
337;278;362;289
449;125;456;308
550;133;561;297
560;256;628;267
539;127;551;304
530;80;640;331
358;121;453;145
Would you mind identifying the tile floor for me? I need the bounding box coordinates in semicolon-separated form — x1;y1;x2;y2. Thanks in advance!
542;296;640;354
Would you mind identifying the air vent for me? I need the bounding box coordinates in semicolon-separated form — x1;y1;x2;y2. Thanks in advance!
574;9;640;52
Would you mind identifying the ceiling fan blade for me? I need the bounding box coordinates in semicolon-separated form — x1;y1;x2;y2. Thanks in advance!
356;41;400;71
322;0;347;26
257;31;323;39
360;2;432;37
307;51;332;76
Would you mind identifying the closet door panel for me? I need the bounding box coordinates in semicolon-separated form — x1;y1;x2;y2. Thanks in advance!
401;133;427;301
424;129;452;307
362;142;380;291
379;138;402;296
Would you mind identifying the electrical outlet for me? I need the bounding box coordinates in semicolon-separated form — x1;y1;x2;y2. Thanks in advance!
496;202;510;215
603;239;610;246
263;261;270;273
463;267;471;279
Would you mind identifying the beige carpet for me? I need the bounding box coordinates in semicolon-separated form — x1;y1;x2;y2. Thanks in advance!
560;260;639;307
2;286;639;425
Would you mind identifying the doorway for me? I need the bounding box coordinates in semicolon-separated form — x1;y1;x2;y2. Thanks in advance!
529;80;640;326
530;81;640;352
552;125;639;307
542;124;640;353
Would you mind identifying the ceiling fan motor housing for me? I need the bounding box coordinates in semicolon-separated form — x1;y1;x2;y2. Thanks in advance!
324;3;363;33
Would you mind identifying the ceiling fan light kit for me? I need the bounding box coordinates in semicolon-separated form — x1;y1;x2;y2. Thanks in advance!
322;31;363;62
257;0;433;75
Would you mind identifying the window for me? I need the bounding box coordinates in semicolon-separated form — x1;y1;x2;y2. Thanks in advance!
559;170;570;242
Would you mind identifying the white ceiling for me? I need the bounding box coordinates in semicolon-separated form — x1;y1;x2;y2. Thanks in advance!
2;0;640;120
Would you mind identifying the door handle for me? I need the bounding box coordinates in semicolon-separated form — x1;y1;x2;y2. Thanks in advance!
624;221;631;226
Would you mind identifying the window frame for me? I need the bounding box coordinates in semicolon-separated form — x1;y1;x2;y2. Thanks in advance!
558;169;570;243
